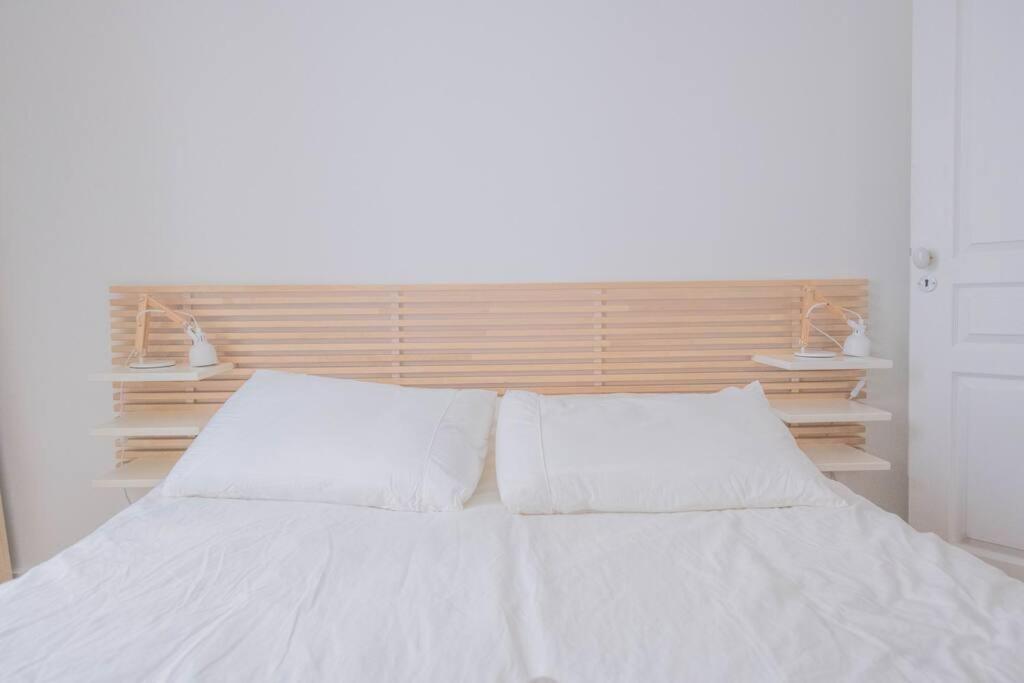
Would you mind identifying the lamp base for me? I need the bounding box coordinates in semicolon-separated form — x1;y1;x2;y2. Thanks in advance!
128;358;176;369
793;348;837;358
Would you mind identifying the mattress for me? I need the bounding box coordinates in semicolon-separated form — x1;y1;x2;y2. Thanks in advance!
1;462;1022;682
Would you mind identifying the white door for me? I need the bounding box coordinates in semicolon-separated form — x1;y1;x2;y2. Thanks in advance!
909;0;1024;580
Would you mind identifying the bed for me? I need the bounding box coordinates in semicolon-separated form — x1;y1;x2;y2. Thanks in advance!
2;280;1023;681
2;458;1023;681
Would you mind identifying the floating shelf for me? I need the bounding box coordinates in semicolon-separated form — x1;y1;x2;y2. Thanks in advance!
769;398;892;425
92;459;174;488
798;441;891;472
91;444;889;488
89;362;234;383
752;353;893;371
90;407;217;437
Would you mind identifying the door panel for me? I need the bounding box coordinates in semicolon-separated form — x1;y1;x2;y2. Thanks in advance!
954;285;1024;344
957;1;1024;252
956;375;1024;550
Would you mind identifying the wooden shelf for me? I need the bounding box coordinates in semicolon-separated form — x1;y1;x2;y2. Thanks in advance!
90;407;216;437
769;398;892;424
90;446;890;485
89;362;234;383
752;353;893;371
92;460;174;488
798;441;891;472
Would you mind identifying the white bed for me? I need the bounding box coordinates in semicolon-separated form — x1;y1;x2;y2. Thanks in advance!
2;458;1022;682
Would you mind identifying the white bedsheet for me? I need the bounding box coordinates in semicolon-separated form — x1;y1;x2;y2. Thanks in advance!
1;467;1023;682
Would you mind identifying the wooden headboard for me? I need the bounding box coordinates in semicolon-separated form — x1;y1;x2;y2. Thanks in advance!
106;279;869;467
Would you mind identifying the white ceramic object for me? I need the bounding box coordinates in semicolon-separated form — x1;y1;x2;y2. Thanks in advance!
842;320;872;357
189;339;219;367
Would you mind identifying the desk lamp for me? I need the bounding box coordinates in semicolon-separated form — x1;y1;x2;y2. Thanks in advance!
128;295;219;369
795;287;872;358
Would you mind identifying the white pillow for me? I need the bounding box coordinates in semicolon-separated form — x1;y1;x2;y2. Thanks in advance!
495;383;844;513
163;370;497;511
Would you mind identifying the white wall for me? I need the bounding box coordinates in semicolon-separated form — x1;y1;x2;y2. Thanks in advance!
0;0;911;572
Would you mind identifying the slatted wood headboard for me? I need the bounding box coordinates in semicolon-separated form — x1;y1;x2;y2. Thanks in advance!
107;279;868;467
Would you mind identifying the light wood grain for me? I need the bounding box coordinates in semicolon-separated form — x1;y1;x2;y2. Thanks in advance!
92;460;177;488
769;398;892;424
0;487;11;582
752;353;893;371
101;280;871;471
91;407;218;437
89;363;234;383
797;441;891;472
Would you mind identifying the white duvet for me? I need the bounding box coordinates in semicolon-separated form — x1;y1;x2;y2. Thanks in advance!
1;466;1023;682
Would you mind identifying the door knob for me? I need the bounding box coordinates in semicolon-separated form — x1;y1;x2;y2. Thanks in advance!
912;247;934;269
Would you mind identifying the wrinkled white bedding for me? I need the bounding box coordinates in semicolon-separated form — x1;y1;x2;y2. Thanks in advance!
1;466;1023;682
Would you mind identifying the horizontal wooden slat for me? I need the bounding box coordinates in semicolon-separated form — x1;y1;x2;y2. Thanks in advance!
112;348;779;362
108;279;866;293
110;323;854;342
113;380;862;403
106;312;810;328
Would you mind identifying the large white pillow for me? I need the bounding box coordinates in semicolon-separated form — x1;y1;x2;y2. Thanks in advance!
495;383;844;513
163;370;497;511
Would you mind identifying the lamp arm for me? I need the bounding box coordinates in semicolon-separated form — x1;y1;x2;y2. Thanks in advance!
145;296;194;329
132;295;202;361
798;289;865;348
